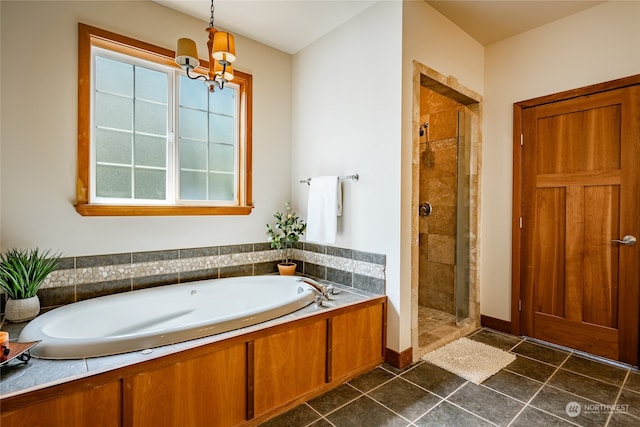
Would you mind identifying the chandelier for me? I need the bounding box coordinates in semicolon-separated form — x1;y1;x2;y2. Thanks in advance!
175;0;236;92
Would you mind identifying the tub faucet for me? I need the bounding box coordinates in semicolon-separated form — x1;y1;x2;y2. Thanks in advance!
297;277;332;307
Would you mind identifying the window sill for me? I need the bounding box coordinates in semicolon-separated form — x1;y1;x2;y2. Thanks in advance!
75;204;254;216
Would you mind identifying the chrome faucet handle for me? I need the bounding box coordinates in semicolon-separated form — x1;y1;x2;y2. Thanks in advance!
314;295;323;308
326;284;335;295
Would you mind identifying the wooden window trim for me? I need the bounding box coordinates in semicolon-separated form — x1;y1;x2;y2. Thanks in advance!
76;23;253;216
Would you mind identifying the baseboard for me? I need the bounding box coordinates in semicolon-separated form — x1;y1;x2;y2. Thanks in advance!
385;347;413;369
480;315;512;334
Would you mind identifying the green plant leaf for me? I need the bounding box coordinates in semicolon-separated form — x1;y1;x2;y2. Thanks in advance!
0;248;61;299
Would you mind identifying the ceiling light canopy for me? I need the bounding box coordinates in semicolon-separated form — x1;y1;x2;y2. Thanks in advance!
175;0;236;92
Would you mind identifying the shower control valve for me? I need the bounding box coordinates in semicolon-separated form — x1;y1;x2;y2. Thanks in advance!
419;202;432;217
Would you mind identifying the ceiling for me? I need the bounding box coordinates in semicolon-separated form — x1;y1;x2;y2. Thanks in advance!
427;1;607;45
156;0;607;54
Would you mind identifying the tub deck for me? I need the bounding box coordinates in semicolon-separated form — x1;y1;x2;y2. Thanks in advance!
1;281;381;398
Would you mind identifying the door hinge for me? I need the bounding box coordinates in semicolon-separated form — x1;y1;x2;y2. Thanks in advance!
518;300;522;311
520;134;524;146
519;217;523;229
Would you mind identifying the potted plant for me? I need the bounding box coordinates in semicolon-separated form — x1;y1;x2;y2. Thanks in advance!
0;248;61;322
266;203;306;275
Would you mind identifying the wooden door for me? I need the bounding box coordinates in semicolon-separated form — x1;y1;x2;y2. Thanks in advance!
516;81;640;365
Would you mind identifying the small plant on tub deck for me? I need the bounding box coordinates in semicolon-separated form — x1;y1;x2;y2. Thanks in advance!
0;248;61;300
266;203;306;267
0;247;62;322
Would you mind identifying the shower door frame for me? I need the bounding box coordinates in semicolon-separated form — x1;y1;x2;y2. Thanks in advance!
411;61;483;359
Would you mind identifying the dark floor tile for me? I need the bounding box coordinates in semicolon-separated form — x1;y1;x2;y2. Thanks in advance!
530;385;610;427
447;382;524;426
509;406;576;426
561;354;628;386
368;378;441;422
624;371;640;393
549;369;621;404
325;396;408;427
617;388;640;418
307;383;361;415
401;362;466;398
348;367;395;392
511;341;570;366
414;401;494;427
258;403;320;427
308;419;333;427
607;411;640;427
381;360;424;375
504;355;558;383
482;370;543;402
468;328;522;351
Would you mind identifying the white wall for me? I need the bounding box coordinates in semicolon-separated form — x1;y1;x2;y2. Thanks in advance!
290;1;404;350
0;0;292;256
482;0;640;320
289;0;484;353
401;1;484;349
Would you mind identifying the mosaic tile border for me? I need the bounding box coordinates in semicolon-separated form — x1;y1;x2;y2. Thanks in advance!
30;242;386;311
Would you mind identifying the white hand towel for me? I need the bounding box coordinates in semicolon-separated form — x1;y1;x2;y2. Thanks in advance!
306;176;341;244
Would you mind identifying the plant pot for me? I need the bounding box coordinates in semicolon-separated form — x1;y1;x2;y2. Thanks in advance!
5;296;40;323
277;262;297;276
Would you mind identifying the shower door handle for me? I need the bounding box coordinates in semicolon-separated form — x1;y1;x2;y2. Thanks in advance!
419;202;432;217
611;235;636;246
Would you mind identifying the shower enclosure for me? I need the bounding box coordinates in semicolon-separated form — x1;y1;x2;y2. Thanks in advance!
414;70;480;354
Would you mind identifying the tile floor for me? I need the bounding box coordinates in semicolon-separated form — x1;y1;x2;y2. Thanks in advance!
417;306;457;347
260;328;640;427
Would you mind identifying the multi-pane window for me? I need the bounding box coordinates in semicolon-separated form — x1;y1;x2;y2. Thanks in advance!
77;24;252;216
93;53;170;201
178;75;237;201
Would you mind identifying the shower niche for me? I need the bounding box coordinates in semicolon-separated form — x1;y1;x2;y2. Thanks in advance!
412;63;481;357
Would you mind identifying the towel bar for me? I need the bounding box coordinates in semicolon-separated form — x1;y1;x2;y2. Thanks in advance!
300;174;359;185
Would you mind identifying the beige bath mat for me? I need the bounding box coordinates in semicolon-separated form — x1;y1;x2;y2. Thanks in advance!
421;337;516;384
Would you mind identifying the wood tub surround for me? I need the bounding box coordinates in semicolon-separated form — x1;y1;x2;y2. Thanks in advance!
1;295;386;427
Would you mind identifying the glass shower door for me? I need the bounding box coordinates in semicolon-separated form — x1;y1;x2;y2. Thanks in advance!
455;110;472;324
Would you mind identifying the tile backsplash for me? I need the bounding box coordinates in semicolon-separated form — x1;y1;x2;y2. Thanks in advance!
30;243;386;311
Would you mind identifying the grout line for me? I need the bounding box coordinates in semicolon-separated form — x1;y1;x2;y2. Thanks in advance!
604;370;630;427
439;397;501;427
359;394;415;425
554;364;629;388
477;377;536;406
312;383;370;419
505;350;574;426
508;349;568;370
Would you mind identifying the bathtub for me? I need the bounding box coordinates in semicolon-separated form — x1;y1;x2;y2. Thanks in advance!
19;275;317;359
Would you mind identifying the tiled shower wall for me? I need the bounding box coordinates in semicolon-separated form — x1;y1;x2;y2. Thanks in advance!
418;87;460;315
27;243;385;312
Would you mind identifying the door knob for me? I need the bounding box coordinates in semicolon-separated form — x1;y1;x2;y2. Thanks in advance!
611;235;637;246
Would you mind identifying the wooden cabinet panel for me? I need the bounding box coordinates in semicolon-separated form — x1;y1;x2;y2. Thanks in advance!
128;344;246;427
253;319;326;416
1;297;387;427
1;381;121;427
331;304;384;380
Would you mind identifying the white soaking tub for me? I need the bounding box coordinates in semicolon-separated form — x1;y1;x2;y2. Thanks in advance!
19;275;317;359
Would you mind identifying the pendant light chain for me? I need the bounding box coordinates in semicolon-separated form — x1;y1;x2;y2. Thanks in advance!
175;0;235;91
209;0;215;28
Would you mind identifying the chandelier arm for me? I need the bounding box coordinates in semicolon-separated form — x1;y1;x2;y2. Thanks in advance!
185;67;207;82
